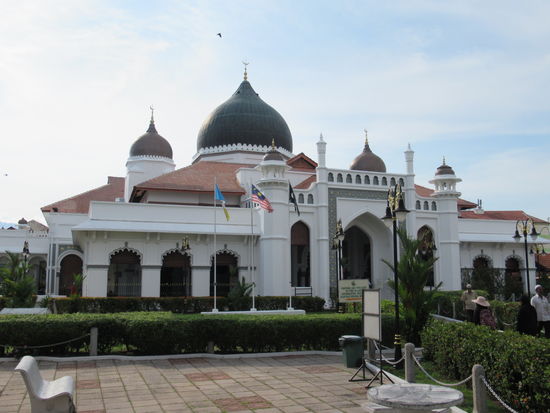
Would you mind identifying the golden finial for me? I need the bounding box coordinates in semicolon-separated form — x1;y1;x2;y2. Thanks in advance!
150;105;155;123
364;129;369;146
243;61;249;80
271;138;276;149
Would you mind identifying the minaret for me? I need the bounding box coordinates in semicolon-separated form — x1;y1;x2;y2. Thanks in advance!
315;133;330;304
124;108;176;201
257;140;291;296
429;157;462;290
404;143;416;237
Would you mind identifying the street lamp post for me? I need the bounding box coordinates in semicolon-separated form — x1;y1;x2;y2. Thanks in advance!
381;184;409;367
331;219;345;310
513;219;538;296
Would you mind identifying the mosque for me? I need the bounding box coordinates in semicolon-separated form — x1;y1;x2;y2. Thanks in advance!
1;69;547;304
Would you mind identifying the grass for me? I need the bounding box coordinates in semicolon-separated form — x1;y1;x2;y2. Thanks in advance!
384;360;507;413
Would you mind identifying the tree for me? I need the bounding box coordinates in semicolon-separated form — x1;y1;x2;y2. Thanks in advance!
227;276;253;310
0;251;36;307
383;227;441;345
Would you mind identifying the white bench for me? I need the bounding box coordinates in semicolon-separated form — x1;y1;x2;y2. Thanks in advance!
15;356;75;413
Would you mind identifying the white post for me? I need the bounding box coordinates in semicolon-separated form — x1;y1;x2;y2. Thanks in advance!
472;364;487;413
250;201;256;311
89;327;98;356
213;178;218;312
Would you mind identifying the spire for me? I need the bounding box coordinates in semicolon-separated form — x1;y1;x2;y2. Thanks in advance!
147;106;157;133
243;61;249;81
363;129;371;151
442;156;446;166
271;138;276;149
319;133;324;142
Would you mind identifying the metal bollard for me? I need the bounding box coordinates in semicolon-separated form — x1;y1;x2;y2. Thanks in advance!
404;343;415;383
472;364;487;413
89;327;98;356
452;302;456;319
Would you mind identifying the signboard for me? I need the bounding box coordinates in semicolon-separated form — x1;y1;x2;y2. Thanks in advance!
362;289;381;341
338;279;371;303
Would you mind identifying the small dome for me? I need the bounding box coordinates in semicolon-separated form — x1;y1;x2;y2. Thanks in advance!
263;140;285;161
435;158;455;175
18;218;28;225
130;119;173;159
197;78;292;152
349;135;386;172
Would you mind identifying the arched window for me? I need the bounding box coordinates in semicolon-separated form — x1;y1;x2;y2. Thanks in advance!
431;201;437;211
355;175;361;184
505;257;523;297
59;254;83;296
161;251;191;297
291;222;310;287
307;194;314;204
416;200;421;210
346;174;352;183
364;175;370;184
210;252;238;297
423;201;429;210
298;194;304;203
328;172;334;182
108;250;141;297
399;178;405;187
381;177;388;186
337;173;343;183
390;177;396;186
373;176;379;185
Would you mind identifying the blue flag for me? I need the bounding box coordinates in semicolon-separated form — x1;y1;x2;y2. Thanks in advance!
214;184;230;221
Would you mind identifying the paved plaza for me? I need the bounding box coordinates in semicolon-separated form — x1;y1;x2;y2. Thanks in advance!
0;354;380;413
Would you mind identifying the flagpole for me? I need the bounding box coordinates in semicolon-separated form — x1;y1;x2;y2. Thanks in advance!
250;197;256;311
213;177;218;312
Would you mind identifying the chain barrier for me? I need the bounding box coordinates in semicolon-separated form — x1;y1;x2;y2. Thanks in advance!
372;340;404;366
0;333;90;350
411;355;472;387
481;376;518;413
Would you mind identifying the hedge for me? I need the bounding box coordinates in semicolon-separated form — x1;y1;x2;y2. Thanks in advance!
48;296;326;314
421;319;550;413
0;312;400;356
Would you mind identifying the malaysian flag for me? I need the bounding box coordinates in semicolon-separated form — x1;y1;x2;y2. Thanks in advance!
251;184;273;212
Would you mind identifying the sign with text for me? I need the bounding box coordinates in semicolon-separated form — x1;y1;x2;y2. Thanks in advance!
338;279;371;303
362;289;381;341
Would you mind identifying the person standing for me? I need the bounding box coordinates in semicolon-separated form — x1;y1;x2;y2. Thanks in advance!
530;284;550;338
472;296;496;329
517;294;538;336
461;284;478;322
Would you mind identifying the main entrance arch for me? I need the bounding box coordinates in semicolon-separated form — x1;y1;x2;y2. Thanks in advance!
210;251;238;297
59;254;83;296
291;221;310;287
161;251;191;296
342;226;371;281
108;249;142;297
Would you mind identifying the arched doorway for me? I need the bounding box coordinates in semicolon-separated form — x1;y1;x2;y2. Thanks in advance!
291;222;310;287
342;226;371;281
210;252;238;297
161;251;191;296
59;254;83;296
108;250;141;297
418;226;436;287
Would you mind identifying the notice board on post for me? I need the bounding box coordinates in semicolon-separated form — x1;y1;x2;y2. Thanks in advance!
362;289;381;341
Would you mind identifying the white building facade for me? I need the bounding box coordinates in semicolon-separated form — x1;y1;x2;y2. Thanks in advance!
1;74;547;303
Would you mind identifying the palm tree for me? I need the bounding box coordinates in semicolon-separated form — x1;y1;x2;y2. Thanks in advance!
383;228;440;345
0;251;36;307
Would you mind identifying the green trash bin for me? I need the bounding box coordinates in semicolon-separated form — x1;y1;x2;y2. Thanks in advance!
339;335;364;368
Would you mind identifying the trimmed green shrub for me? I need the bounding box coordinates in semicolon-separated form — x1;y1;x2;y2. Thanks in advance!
49;296;326;314
0;311;397;356
421;320;550;413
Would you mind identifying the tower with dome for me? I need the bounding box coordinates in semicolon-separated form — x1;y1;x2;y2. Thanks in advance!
1;70;546;303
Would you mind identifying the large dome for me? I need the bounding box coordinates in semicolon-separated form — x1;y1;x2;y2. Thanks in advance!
196;79;293;152
130;119;173;159
349;134;386;172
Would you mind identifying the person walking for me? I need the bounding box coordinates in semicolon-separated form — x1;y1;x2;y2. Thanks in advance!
472;296;496;329
517;294;538;336
530;284;550;338
461;284;477;322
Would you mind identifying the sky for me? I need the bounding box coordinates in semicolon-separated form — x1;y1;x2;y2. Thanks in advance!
1;0;549;225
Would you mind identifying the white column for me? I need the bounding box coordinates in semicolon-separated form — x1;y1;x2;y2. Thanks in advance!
316;134;330;304
85;267;108;297
192;267;211;296
141;267;161;297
